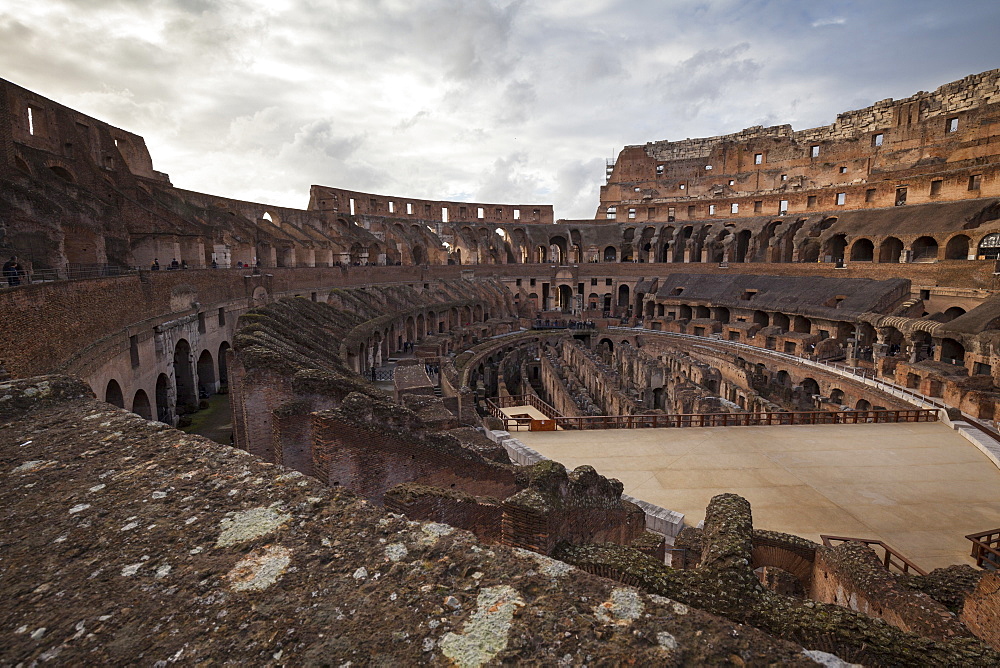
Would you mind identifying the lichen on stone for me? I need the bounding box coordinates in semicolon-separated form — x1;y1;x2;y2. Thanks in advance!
227;545;292;592
594;587;644;625
439;585;525;668
215;506;291;548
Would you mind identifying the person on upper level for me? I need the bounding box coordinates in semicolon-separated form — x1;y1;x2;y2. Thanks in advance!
3;256;24;286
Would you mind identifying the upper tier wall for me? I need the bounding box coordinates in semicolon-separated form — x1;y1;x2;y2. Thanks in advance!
601;69;1000;219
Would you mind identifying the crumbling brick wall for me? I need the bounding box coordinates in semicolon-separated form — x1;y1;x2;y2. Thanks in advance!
960;572;1000;650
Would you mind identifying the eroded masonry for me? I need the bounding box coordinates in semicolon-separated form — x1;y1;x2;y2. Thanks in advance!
3;71;1000;665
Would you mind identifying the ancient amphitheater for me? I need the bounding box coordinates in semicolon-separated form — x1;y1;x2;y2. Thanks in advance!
3;70;1000;665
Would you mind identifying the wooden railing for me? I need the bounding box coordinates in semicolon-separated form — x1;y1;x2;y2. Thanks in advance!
966;528;1000;570
820;535;927;576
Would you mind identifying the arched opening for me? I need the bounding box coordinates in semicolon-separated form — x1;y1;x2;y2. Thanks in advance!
49;165;75;182
197;349;216;396
694;305;710;319
549;236;568;265
218;342;231;386
412;244;426;265
712;307;731;324
855;399;872;411
940;338;965;364
131;389;152;420
977;233;1000;260
155;373;172;424
599;338;614;354
801;378;820;397
679;304;693;320
911;236;939;262
829;388;845;406
942;306;966;322
558;284;573;312
173;339;197;411
823;234;847;262
772;313;790;331
849;238;874;262
105;379;124;408
945;235;970;260
604;246;617;262
775;370;791;387
536;245;548;263
753;310;769;327
878;237;904;263
617;284;630;308
792;315;811;334
734;230;752;263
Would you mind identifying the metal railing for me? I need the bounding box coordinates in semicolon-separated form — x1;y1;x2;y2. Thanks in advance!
820;535;927;576
966;528;1000;570
487;393;936;431
1;264;139;285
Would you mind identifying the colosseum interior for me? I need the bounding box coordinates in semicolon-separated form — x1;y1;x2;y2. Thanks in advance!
3;70;1000;665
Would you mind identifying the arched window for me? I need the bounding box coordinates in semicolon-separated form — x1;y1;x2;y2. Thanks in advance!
977;233;1000;260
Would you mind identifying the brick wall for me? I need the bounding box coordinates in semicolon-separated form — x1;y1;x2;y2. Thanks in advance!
960;572;1000;650
810;543;969;641
311;414;518;504
384;484;504;542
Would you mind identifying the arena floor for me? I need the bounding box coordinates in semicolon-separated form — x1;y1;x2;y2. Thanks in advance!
511;420;1000;570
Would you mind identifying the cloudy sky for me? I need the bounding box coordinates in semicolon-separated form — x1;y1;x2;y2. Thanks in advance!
2;0;999;218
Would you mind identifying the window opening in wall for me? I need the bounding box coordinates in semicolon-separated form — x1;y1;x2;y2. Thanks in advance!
104;156;114;169
810;145;820;158
836;193;846;206
516;279;522;286
946;117;958;133
369;198;377;210
459;206;468;217
779;200;788;215
865;188;876;202
424;204;432;216
406;202;413;215
666;206;674;221
740;290;757;300
709;204;716;215
839;166;847;174
606;278;613;286
919;289;931;300
728;179;735;186
687;205;695;218
530;278;536;287
513;208;520;220
591;278;598;286
349;198;356;215
704;165;713;170
895;187;907;206
730;203;738;214
64;142;74;157
388;201;395;213
974;362;992;376
930;180;943;195
129;335;140;368
634;187;641;192
628;208;636;219
656;165;664;175
969;174;982;191
495;208;502;218
679;183;686;190
198;312;207;334
872;133;883;147
532;208;540;218
477;207;484;219
753;200;762;213
218;307;226;326
780;174;787;181
807;195;817;208
441;207;449;222
606;206;617;219
27;106;35;135
754;153;763;164
670;287;684;295
648;207;656;219
114;138;119;147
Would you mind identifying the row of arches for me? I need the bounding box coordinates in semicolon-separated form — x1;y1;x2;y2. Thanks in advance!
103;339;230;424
